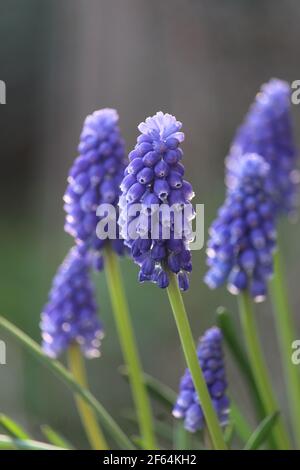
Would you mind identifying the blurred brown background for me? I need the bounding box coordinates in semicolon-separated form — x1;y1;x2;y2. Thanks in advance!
0;0;300;448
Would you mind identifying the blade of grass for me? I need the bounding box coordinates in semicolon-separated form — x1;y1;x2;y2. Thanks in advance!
230;399;252;443
244;412;279;450
217;307;265;420
224;423;234;446
270;249;300;446
41;425;73;449
238;293;290;449
0;414;30;440
173;421;190;450
0;434;66;450
0;316;134;450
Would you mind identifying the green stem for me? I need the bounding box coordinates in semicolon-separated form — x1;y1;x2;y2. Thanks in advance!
229;398;252;443
67;344;108;450
166;272;227;450
0;315;134;449
238;291;291;449
270;249;300;446
104;247;156;449
173;421;190;450
216;307;265;421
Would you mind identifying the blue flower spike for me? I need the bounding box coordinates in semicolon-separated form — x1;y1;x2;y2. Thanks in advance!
205;153;277;302
119;111;195;290
41;246;104;358
64;108;127;269
173;327;229;433
227;79;299;216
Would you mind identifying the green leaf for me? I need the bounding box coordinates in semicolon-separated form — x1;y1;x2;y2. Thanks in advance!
173;421;190;450
119;365;176;408
217;307;265;420
41;425;73;449
131;435;147;450
0;414;30;440
123;409;173;444
0;316;134;450
230;399;252;443
224;422;234;446
244;412;279;450
0;434;66;450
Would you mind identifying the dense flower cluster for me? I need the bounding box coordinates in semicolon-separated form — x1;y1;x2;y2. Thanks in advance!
173;327;229;432
205;154;276;301
64;108;127;269
119;112;194;290
40;246;104;358
226;79;298;215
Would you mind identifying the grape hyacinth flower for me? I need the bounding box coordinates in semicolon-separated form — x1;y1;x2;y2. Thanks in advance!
64;108;127;269
118;111;195;290
41;246;104;358
226;78;299;215
205;153;277;302
173;327;229;432
64;110;157;447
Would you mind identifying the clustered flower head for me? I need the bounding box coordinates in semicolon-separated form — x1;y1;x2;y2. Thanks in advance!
40;246;104;358
205;153;277;302
173;327;229;432
64;108;127;270
226;78;299;215
118;111;194;291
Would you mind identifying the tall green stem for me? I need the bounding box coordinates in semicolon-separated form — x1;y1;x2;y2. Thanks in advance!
238;291;291;449
167;272;227;450
67;344;108;450
104;247;156;449
270;249;300;446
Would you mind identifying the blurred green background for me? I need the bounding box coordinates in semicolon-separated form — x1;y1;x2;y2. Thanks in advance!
0;0;300;448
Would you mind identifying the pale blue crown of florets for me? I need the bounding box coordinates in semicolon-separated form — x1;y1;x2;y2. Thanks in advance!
173;327;229;432
64;108;127;270
40;246;104;358
227;78;299;215
118;112;194;291
205;153;277;302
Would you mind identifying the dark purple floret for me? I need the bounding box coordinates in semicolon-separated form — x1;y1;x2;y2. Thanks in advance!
64;108;127;269
227;79;299;215
173;327;229;432
40;246;104;358
118;112;195;290
205;153;276;302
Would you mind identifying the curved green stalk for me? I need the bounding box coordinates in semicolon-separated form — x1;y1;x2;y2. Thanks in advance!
0;315;134;449
104;247;156;449
238;292;291;449
270;249;300;446
0;434;66;450
167;272;227;450
67;344;108;450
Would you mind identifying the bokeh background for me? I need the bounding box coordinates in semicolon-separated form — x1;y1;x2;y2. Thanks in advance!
1;0;300;448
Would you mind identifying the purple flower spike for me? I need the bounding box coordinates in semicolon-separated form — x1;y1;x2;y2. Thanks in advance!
64;108;127;269
205;153;276;302
173;327;229;432
227;79;299;215
118;112;195;290
40;246;104;358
